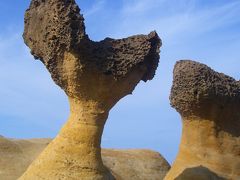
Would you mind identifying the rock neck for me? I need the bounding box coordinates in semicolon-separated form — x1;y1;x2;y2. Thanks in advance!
180;116;238;157
56;97;112;178
67;97;110;126
58;97;110;156
20;97;114;180
165;115;240;180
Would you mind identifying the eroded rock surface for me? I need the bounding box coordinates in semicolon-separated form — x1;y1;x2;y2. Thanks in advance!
0;137;170;180
21;0;161;179
165;60;240;180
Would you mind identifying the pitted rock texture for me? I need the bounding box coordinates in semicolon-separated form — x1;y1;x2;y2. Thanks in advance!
165;60;240;180
24;0;160;84
170;60;240;118
21;0;161;179
0;137;170;180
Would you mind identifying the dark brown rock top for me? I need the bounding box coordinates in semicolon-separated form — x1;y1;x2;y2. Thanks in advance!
23;0;161;82
170;60;240;118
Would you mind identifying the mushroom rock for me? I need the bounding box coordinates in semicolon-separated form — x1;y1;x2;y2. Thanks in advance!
20;0;161;179
0;137;170;180
165;60;240;179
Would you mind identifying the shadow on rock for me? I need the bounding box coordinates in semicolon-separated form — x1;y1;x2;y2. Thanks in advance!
175;166;226;180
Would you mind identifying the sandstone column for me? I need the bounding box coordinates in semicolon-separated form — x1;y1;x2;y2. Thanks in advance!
165;60;240;180
20;0;161;179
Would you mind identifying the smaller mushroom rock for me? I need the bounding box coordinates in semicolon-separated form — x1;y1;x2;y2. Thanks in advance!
165;60;240;180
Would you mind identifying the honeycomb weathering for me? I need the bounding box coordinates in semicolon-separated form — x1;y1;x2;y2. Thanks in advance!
170;60;240;118
165;60;240;180
23;0;161;83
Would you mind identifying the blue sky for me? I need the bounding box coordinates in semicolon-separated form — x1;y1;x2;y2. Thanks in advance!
0;0;239;164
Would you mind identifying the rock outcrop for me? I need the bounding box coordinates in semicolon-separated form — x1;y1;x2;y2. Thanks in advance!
0;136;50;180
21;0;161;179
165;60;240;179
102;149;170;180
0;136;170;180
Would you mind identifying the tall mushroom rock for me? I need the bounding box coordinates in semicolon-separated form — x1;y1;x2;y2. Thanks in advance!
165;60;240;180
20;0;161;179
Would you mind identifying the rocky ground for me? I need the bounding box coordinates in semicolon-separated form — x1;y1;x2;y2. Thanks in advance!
0;136;170;180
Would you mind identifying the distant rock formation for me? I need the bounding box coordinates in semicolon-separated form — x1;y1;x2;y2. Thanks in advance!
0;136;170;180
102;149;170;180
21;0;161;179
0;136;50;180
165;60;240;179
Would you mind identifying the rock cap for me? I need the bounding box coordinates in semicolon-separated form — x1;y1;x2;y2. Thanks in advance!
170;60;240;118
23;0;161;82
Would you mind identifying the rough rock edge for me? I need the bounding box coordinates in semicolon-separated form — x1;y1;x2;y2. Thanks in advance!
23;0;161;82
170;60;240;117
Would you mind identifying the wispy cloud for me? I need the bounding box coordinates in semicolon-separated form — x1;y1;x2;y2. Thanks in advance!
121;0;165;14
112;0;240;42
84;0;106;17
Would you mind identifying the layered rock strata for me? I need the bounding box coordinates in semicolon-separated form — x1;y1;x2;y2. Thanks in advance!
20;0;161;179
165;60;240;180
